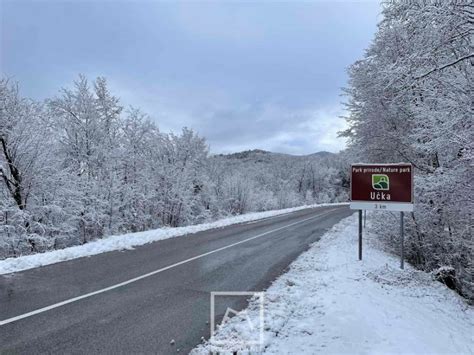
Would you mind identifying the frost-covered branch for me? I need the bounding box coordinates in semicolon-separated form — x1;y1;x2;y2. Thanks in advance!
415;53;474;80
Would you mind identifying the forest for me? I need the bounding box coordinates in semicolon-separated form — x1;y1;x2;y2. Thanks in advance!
342;1;473;300
0;77;348;258
1;1;472;303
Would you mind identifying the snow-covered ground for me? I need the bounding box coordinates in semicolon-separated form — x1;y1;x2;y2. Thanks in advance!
192;213;474;355
0;203;347;275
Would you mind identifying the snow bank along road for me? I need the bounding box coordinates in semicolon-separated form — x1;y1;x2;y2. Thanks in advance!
0;205;352;353
193;213;474;354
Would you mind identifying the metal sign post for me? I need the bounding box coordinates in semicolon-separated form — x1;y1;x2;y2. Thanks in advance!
359;210;363;260
400;211;404;269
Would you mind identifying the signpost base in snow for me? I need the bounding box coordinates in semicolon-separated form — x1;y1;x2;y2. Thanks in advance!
358;210;362;260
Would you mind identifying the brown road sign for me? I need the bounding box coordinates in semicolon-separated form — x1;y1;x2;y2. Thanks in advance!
350;163;414;211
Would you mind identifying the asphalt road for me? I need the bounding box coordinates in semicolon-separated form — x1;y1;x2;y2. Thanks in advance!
0;205;352;354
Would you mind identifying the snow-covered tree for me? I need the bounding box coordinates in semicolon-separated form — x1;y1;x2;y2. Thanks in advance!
0;75;348;265
342;1;473;300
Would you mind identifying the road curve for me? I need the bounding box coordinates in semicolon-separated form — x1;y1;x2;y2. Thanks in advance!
0;205;352;354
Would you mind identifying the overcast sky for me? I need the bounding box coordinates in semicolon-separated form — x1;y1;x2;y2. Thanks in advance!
1;0;381;155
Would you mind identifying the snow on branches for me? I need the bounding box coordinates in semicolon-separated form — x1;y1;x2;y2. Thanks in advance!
0;77;348;258
343;1;473;300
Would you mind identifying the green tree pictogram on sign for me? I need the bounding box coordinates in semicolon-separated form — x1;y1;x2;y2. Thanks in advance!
372;174;389;190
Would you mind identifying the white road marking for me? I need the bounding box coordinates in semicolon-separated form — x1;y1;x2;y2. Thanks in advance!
243;210;296;225
0;208;341;326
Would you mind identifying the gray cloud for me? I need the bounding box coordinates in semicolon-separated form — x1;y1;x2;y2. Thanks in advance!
1;0;380;154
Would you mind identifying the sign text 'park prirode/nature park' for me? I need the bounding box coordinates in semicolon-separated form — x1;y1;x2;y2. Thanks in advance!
350;164;414;212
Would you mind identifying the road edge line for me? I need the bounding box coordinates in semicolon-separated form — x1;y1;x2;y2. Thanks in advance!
0;208;341;326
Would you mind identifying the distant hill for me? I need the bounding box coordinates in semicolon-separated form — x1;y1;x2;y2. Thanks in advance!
210;150;344;186
213;149;336;163
209;148;348;208
307;151;335;158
